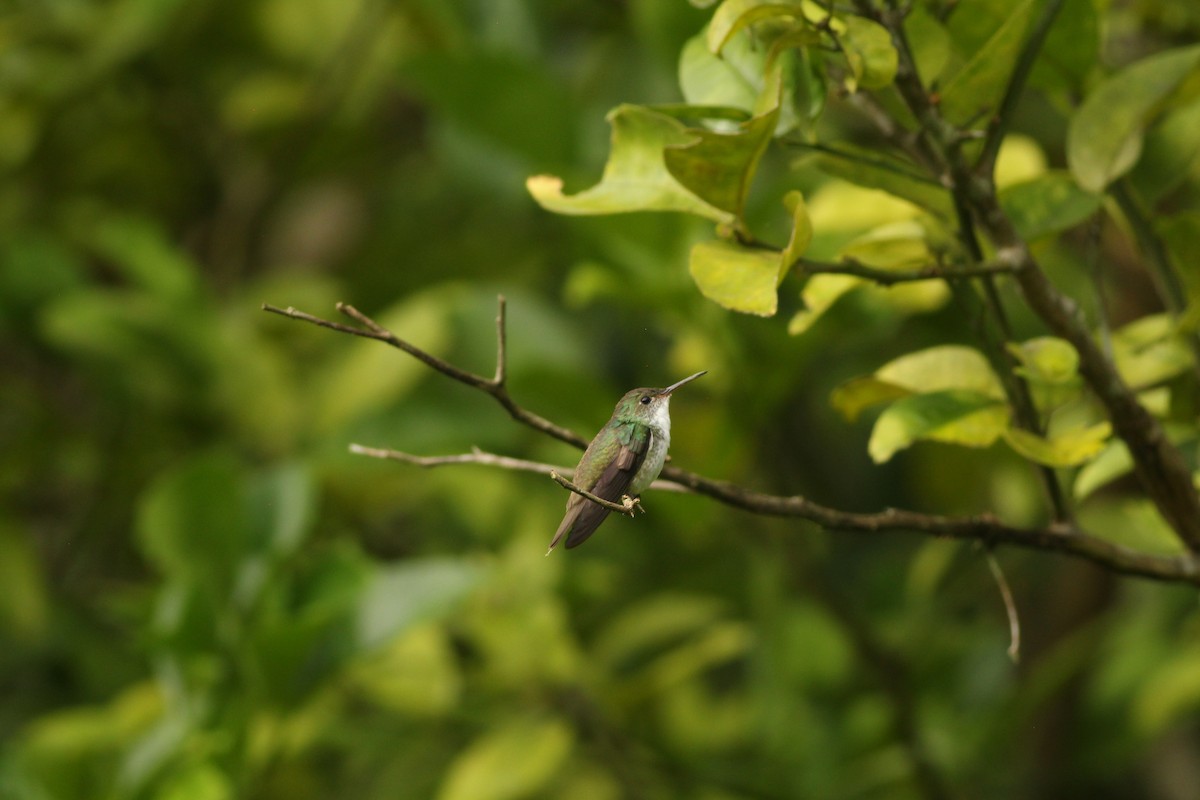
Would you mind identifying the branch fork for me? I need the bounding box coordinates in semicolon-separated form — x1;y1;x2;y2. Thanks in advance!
264;298;1200;586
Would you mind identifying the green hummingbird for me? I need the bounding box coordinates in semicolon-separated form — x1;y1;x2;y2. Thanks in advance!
547;371;706;552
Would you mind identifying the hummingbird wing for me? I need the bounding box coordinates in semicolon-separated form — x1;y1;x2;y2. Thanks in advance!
549;424;650;551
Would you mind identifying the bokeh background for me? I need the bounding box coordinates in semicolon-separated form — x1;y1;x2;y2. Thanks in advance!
3;1;1200;798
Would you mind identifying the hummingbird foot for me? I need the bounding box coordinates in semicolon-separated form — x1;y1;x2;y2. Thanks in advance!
620;495;644;515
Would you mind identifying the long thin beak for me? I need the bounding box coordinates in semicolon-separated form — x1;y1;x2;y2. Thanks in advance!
656;370;707;397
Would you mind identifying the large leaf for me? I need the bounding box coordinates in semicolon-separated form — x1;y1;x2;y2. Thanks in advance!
876;345;1005;397
812;149;953;220
1067;44;1200;193
788;273;859;335
689;191;811;315
999;171;1102;240
1111;313;1194;389
839;15;898;90
868;390;1010;463
663;101;779;219
1004;422;1112;468
939;0;1034;125
135;452;251;586
357;558;482;650
1074;440;1134;500
437;718;573;800
526;105;732;223
689;241;782;316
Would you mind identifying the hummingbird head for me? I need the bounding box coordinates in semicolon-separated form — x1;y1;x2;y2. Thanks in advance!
614;370;706;429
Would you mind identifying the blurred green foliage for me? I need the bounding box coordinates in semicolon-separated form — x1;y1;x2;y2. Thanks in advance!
2;1;1200;799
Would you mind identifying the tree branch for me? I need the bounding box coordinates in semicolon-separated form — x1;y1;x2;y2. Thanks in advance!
265;299;1200;586
797;257;1019;285
262;300;588;450
550;471;643;516
849;0;1200;552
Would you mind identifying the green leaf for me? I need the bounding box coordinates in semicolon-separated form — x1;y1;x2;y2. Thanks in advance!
939;0;1034;125
829;376;911;422
813;149;953;220
1159;211;1200;329
526;105;732;223
839;15;898;90
315;293;452;433
663;102;779;219
1006;336;1079;384
1111;313;1193;389
437;718;573;800
788;273;859;335
1028;0;1099;97
1134;647;1200;734
593;592;727;671
1004;422;1111;468
779;190;814;270
707;0;809;54
136;452;251;585
904;6;951;83
689;240;781;316
998;171;1102;240
1067;44;1200;193
1129;95;1200;206
868;390;1010;463
1074;440;1133;500
838;220;931;269
876;345;1005;398
87;213;200;299
357;557;482;650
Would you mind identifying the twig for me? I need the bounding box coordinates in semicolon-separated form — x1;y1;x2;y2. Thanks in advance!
348;443;688;493
985;551;1021;663
266;300;1200;585
263;300;588;450
797;257;1019;286
550;471;642;516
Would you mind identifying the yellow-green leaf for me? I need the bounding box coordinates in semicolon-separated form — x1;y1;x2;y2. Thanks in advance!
437;718;573;800
1004;422;1112;468
868;390;1009;463
1068;44;1200;192
840;15;898;90
689;240;781;316
526;105;731;223
829;376;910;422
939;0;1034;125
1007;336;1079;384
876;345;1005;398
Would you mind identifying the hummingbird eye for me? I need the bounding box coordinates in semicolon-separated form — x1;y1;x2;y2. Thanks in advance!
639;395;651;404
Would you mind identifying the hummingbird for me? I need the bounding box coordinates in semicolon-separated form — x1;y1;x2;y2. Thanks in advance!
547;371;706;553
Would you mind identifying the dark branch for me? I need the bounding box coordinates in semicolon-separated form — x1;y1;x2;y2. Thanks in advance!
266;299;1200;586
849;0;1200;552
263;300;588;450
550;471;642;516
798;257;1020;285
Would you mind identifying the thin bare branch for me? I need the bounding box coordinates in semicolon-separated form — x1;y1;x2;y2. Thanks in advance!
264;299;588;450
798;257;1020;286
550;471;642;516
494;294;508;386
267;299;1200;586
986;552;1021;664
348;443;688;493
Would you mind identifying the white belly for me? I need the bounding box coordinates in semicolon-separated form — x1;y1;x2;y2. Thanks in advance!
630;401;671;495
